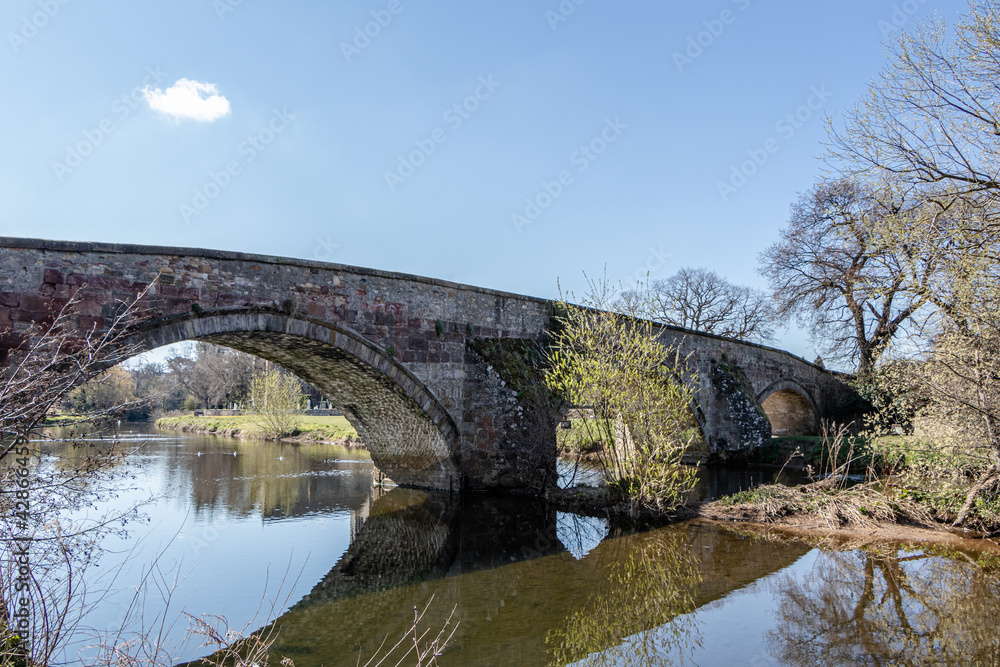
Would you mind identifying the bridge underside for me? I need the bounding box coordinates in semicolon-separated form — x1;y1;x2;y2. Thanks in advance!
203;332;459;489
140;313;462;491
761;388;819;437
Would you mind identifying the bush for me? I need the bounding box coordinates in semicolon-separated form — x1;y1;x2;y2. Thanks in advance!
246;368;303;439
546;278;699;515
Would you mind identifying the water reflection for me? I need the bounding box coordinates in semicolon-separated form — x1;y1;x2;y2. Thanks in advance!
557;458;808;502
262;491;809;666
556;513;608;560
39;426;1000;666
690;466;807;501
40;427;374;521
546;527;702;666
766;548;1000;666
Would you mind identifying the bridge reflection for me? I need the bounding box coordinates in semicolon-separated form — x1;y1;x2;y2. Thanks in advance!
250;490;809;666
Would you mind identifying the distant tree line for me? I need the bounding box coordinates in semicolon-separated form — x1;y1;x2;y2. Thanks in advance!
63;342;320;421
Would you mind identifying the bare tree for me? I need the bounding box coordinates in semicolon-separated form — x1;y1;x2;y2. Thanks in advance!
166;343;259;409
828;1;1000;214
758;179;940;373
0;290;149;664
629;267;775;343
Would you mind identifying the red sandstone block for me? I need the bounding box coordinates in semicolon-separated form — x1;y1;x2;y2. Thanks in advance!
0;292;20;308
307;303;326;318
84;276;113;289
179;288;200;300
74;300;103;317
20;295;51;312
76;316;105;331
43;269;64;285
66;273;88;286
11;310;50;324
0;332;26;348
76;288;106;301
159;285;179;297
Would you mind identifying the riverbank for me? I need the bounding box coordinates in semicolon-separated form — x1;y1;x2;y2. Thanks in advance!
549;483;1000;550
550;474;1000;553
155;414;363;447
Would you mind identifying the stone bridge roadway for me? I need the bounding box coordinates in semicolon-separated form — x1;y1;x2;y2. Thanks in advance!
0;238;855;493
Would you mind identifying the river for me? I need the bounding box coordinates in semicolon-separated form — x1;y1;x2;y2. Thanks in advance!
37;423;1000;665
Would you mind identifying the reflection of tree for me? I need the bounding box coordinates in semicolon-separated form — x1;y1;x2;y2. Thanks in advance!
546;530;702;666
556;512;609;560
180;440;372;520
767;549;1000;666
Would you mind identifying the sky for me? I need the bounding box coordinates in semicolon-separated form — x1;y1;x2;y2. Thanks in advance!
0;0;973;363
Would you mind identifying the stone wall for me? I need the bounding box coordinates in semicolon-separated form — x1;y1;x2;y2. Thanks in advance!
0;237;857;492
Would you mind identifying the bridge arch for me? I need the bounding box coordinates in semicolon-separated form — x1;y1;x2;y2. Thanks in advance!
757;379;819;437
132;310;461;490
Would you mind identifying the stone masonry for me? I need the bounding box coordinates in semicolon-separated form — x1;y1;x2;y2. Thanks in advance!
0;238;856;493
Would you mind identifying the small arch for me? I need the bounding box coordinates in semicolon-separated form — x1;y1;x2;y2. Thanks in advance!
757;379;818;437
129;310;461;490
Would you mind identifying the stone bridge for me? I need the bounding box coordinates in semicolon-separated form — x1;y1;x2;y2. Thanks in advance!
0;238;856;494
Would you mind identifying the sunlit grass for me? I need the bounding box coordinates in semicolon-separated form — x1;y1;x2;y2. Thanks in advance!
155;414;360;444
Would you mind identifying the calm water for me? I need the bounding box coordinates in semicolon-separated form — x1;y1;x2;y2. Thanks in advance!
37;424;1000;665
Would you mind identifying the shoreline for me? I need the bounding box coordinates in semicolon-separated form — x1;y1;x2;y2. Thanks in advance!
692;500;1000;552
547;485;1000;552
154;415;366;449
123;417;1000;553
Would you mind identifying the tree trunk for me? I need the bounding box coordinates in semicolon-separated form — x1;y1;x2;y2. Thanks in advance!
953;465;999;527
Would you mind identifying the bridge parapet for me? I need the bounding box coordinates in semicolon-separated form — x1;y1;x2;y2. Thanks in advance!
0;237;857;491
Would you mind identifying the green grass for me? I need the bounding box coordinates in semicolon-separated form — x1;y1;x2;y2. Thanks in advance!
41;413;84;426
155;414;359;444
556;419;609;453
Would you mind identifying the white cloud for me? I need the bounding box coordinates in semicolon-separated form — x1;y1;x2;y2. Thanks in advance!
143;78;231;122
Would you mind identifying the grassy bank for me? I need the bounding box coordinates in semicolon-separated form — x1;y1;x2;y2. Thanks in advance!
708;433;1000;535
155;414;361;446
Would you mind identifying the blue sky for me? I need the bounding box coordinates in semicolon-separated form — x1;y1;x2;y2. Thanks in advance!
0;0;971;362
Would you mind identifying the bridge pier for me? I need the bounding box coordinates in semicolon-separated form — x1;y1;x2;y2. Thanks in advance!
0;238;856;494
